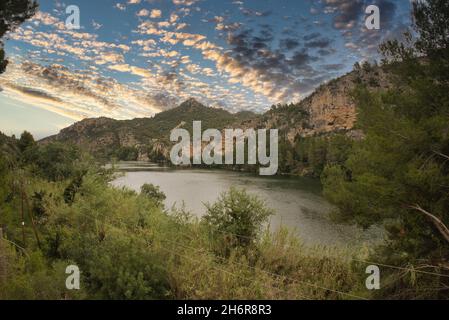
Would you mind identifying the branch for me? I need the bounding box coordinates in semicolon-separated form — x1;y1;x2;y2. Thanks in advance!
409;204;449;244
432;150;449;161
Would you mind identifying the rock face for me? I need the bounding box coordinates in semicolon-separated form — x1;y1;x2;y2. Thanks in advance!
301;74;357;135
257;66;390;143
41;117;120;152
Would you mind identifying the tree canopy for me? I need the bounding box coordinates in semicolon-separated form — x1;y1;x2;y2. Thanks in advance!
0;0;38;73
322;0;449;299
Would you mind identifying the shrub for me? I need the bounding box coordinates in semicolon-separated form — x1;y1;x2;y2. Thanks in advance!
203;187;273;251
140;183;166;207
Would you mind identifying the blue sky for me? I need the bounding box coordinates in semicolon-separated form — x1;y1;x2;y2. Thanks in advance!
0;0;412;138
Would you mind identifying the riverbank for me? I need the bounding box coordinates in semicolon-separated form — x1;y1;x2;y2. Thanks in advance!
111;161;381;247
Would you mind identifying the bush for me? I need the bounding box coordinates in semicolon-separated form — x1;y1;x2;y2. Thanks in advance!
116;146;139;161
25;142;85;181
203;187;273;251
140;183;166;207
0;243;84;300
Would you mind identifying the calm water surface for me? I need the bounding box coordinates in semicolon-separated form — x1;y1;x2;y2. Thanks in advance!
111;162;379;246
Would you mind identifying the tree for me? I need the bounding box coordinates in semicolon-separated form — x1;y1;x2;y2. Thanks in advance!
413;0;449;56
322;0;449;299
0;0;38;74
140;183;166;207
203;187;273;250
326;134;353;166
32;143;84;181
18;131;35;152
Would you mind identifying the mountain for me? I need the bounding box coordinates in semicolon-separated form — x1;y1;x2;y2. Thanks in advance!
41;63;390;163
254;63;391;143
40;98;257;161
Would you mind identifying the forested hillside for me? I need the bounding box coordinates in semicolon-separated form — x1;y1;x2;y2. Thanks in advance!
41;98;257;161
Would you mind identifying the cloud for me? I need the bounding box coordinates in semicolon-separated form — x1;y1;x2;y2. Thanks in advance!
322;0;401;58
143;92;179;110
206;28;322;101
173;0;200;6
0;59;172;119
115;3;126;11
137;9;150;17
240;8;272;17
170;13;180;23
279;38;300;51
150;9;162;19
323;0;365;30
321;63;345;71
304;38;332;49
303;32;321;41
2;82;63;103
10;12;131;67
2;1;412;119
92;20;103;30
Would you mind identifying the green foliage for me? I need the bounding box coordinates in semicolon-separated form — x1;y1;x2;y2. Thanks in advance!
18;131;35;152
43;99;258;163
323;0;449;298
165;227;358;300
0;48;6;74
0;244;84;300
26;142;87;181
36;171;172;299
63;173;85;205
0;135;370;300
115;146;138;161
413;0;449;56
140;183;166;207
275;133;353;176
203;187;273;250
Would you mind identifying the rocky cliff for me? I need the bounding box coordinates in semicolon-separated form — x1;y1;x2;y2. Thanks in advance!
256;64;390;143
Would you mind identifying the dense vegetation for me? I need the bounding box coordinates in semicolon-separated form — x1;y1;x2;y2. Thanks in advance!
43;99;258;162
322;0;449;299
276;133;353;177
0;134;364;299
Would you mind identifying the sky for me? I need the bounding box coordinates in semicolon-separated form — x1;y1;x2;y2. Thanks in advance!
0;0;413;139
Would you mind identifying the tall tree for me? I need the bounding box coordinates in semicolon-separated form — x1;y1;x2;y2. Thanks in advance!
322;0;449;299
18;131;35;152
0;0;38;73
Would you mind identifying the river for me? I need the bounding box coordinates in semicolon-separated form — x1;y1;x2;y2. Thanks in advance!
111;162;380;247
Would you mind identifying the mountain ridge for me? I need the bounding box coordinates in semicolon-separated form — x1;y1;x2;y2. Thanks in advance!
40;98;258;161
41;63;390;162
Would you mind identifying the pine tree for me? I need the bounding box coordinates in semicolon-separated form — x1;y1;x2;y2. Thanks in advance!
322;0;449;299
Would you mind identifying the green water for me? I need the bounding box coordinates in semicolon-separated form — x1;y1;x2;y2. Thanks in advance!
111;162;380;246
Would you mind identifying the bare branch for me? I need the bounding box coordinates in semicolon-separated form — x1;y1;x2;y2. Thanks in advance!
432;150;449;161
409;204;449;244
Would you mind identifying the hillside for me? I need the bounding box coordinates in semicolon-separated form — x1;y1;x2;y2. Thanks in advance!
256;63;391;143
41;98;258;161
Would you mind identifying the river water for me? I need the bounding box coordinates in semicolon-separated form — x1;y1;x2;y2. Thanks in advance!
111;162;379;246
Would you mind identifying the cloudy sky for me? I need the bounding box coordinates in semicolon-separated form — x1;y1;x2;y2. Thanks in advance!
0;0;412;138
